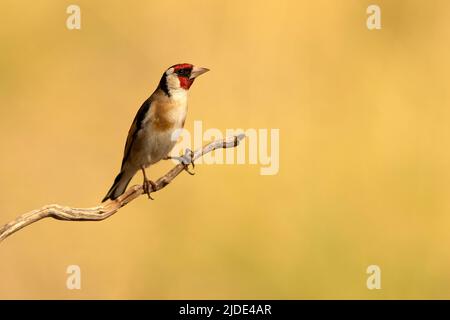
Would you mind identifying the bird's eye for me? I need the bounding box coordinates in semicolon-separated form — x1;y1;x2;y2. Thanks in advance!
177;68;190;77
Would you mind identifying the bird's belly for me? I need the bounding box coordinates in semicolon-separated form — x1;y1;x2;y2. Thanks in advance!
147;130;177;165
131;126;179;168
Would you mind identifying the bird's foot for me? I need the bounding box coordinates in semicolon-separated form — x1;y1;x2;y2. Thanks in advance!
165;149;195;175
142;178;157;200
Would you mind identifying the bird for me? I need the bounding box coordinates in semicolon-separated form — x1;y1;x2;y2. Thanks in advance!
102;63;209;202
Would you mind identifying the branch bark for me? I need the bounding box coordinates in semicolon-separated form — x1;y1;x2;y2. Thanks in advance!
0;134;245;243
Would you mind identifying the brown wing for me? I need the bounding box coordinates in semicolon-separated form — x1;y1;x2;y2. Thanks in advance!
120;97;153;170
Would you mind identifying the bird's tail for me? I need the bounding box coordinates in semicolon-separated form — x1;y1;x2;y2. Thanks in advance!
102;170;134;202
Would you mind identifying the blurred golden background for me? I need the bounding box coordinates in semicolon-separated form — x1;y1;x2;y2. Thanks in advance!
1;0;450;299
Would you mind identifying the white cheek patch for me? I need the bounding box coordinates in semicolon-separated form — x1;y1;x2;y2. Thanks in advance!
166;74;182;91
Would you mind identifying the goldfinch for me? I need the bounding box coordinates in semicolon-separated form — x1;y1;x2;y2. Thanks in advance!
102;64;209;202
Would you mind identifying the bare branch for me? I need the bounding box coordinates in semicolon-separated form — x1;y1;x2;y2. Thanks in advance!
0;134;245;243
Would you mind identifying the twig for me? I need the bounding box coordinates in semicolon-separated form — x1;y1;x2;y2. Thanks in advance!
0;134;245;243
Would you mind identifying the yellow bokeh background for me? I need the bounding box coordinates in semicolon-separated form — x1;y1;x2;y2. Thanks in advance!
1;0;450;299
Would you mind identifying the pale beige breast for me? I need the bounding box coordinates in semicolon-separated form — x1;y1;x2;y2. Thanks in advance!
128;89;188;168
147;90;187;132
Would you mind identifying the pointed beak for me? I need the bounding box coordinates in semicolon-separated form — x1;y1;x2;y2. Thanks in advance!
190;66;210;79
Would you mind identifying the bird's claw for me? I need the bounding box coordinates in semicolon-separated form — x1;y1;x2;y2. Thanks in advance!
183;163;195;175
143;179;156;200
166;149;196;175
181;148;195;175
182;148;195;175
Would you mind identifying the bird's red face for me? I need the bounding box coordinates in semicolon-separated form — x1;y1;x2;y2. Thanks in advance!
173;63;195;90
161;63;209;94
